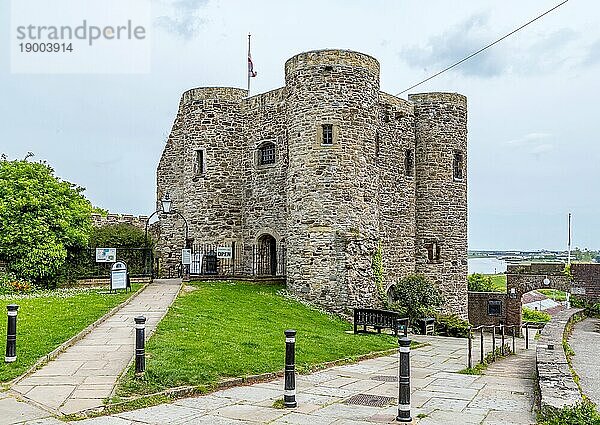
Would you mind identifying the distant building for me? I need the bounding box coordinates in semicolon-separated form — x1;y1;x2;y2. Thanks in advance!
156;49;468;317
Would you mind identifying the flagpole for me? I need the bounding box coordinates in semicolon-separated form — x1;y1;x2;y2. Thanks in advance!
247;33;251;95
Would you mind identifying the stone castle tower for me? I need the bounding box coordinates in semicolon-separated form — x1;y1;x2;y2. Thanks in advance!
156;49;468;318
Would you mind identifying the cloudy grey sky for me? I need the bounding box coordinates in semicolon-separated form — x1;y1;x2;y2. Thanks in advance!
1;0;599;251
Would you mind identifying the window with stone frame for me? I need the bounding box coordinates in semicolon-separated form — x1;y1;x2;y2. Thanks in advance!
404;149;414;177
194;149;205;175
488;300;502;316
258;142;276;166
453;150;464;180
426;242;441;263
322;124;333;145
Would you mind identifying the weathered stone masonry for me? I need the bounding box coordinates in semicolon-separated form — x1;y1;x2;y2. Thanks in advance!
156;49;468;317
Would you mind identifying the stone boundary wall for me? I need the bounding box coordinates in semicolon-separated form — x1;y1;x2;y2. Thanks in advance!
91;213;149;231
468;292;507;326
536;307;584;414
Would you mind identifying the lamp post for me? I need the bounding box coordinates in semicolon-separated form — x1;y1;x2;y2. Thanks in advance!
145;193;190;279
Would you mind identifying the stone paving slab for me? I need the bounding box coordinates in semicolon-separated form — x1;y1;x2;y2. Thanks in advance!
569;317;600;406
9;279;181;418
65;334;537;425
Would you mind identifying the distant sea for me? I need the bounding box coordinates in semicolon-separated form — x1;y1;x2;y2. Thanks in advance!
468;257;507;275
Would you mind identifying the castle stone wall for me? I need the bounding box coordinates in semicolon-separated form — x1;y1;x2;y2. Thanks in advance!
156;49;469;317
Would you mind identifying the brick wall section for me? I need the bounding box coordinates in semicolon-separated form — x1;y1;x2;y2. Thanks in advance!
468;292;508;326
537;308;583;415
571;263;600;300
156;49;469;316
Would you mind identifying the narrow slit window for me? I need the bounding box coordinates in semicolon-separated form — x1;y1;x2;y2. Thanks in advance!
194;149;205;175
404;149;414;177
259;142;276;165
427;242;441;263
453;151;464;180
322;124;333;145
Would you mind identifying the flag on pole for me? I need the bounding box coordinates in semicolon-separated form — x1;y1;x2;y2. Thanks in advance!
248;51;257;77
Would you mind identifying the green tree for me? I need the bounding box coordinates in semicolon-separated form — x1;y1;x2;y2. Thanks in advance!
0;159;93;285
467;273;495;292
389;274;445;322
90;224;148;248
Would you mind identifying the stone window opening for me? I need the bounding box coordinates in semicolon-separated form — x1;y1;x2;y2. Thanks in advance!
194;149;205;175
453;150;464;180
404;149;414;177
426;242;441;263
375;132;380;160
258;142;276;166
488;300;502;316
322;124;333;145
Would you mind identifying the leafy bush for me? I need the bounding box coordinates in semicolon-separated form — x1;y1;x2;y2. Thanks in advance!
90;224;150;248
435;313;470;338
468;273;495;292
388;274;444;323
522;307;551;323
538;400;600;425
0;272;32;295
0;159;93;286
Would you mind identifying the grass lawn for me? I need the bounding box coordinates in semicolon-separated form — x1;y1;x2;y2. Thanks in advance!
538;289;567;301
116;281;399;397
0;285;140;383
487;274;507;292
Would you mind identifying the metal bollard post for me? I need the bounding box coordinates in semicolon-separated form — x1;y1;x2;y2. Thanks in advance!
467;327;472;369
284;329;297;408
525;323;529;350
512;327;516;354
5;305;18;363
501;324;505;356
492;326;496;360
396;336;412;422
480;327;484;364
134;316;146;376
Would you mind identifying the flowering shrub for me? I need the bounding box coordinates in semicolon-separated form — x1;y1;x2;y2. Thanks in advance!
0;272;32;294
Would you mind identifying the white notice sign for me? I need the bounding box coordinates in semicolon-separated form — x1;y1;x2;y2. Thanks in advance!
182;249;192;265
111;261;127;290
96;248;116;263
217;246;232;259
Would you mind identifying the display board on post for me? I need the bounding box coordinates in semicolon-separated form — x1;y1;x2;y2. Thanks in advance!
110;261;130;293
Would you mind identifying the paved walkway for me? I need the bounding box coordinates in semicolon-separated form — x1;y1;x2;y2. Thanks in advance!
569;317;600;405
62;334;537;425
6;279;181;419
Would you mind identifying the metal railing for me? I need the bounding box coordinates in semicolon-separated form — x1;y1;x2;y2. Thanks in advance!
466;322;543;369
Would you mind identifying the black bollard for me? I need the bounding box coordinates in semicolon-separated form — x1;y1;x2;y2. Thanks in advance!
396;336;412;423
5;305;18;363
134;316;146;376
284;329;297;408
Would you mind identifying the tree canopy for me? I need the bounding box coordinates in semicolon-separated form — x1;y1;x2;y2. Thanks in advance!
0;159;93;285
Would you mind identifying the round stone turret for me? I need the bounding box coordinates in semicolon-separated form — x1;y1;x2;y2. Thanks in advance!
409;92;468;318
285;49;382;312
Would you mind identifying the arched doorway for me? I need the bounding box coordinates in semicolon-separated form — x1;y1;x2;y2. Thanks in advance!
257;234;277;276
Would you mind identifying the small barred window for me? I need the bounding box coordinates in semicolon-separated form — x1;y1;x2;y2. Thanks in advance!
194;149;205;175
322;124;333;145
259;142;276;165
427;242;441;263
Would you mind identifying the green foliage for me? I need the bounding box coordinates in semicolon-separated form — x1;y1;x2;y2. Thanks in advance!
92;206;109;216
468;273;495;292
563;263;574;281
371;242;386;303
522;307;551;323
0;272;32;295
90;224;149;248
116;281;399;396
538;400;600;425
0;159;93;286
388;274;444;323
434;313;470;337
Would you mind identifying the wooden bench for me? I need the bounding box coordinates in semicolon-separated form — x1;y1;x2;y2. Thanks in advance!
353;308;409;337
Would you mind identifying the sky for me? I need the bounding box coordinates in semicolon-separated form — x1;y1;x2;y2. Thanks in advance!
1;0;599;251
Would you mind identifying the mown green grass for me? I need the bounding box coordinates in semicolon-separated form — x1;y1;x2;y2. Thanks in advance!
538;289;567;301
116;281;398;397
488;274;507;292
0;285;140;382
